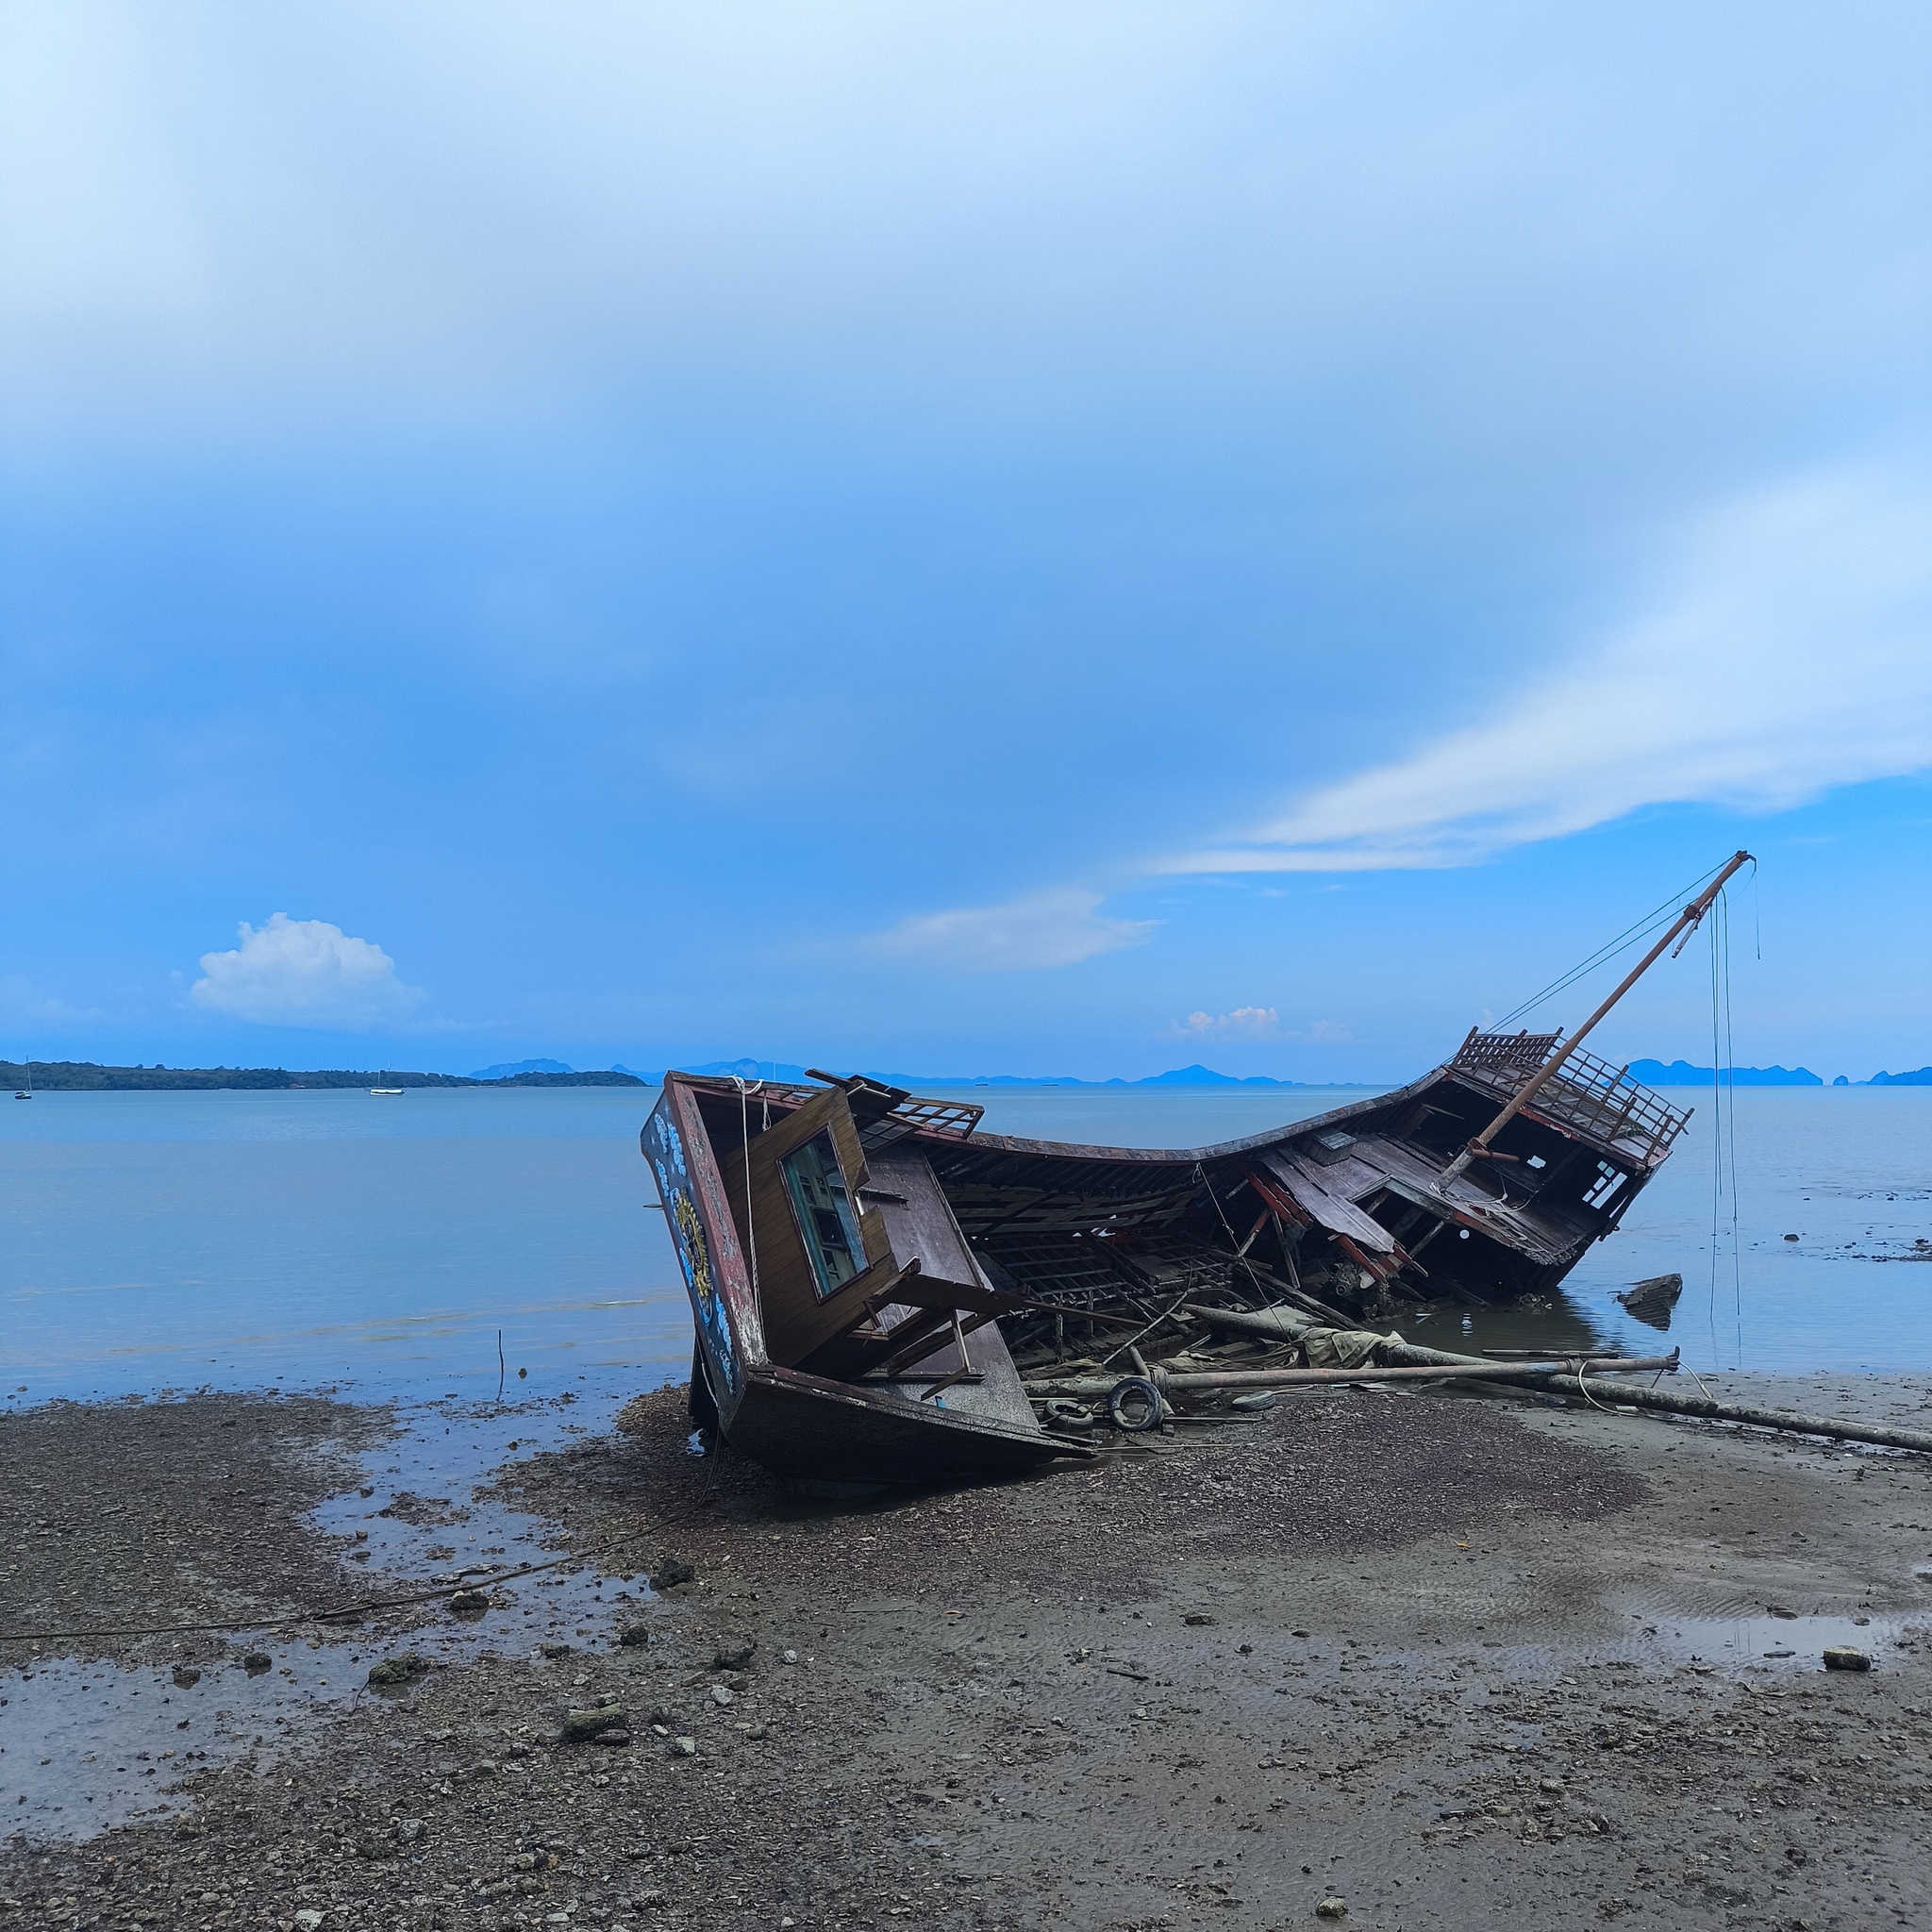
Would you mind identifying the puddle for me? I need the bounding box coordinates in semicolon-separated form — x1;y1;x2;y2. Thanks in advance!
2;1374;658;1843
1607;1599;1922;1675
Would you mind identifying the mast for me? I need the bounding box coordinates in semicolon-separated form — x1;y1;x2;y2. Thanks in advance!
1441;849;1754;1184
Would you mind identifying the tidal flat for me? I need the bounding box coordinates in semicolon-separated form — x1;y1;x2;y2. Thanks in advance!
8;1374;1932;1931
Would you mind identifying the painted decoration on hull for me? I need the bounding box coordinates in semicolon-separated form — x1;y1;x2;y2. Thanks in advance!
642;1103;741;1402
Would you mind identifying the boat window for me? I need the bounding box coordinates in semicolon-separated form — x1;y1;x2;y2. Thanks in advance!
1582;1160;1627;1209
778;1130;865;1300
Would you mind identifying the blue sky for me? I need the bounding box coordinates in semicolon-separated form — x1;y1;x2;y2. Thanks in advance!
2;3;1927;1082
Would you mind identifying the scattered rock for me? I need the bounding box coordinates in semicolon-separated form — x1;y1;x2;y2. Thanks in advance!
651;1556;697;1591
242;1651;273;1674
672;1736;697;1757
172;1664;201;1689
780;1649;799;1665
293;1911;326;1931
709;1684;736;1707
594;1727;633;1747
713;1635;756;1671
619;1622;653;1647
1316;1898;1348;1920
1184;1614;1217;1627
449;1589;491;1620
1823;1646;1873;1672
1540;1777;1566;1794
540;1641;574;1658
562;1704;626;1740
366;1653;430;1688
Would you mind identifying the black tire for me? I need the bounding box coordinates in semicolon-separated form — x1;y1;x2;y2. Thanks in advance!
1107;1375;1163;1433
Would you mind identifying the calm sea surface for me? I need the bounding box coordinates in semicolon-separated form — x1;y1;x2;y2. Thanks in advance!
3;1084;1927;1404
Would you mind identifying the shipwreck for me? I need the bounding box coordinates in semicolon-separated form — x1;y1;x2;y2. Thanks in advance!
643;1025;1694;1485
641;857;1762;1486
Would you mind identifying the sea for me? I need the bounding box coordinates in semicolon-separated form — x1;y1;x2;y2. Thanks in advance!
3;1082;1928;1408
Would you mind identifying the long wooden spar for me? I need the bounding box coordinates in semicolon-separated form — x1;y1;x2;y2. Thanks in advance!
1441;849;1755;1185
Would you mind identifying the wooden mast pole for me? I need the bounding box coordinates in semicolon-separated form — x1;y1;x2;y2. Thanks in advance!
1441;849;1754;1184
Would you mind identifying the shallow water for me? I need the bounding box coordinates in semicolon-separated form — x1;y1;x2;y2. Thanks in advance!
2;1083;1928;1403
0;1382;649;1839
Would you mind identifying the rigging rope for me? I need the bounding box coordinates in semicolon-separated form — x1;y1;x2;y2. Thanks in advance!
1492;858;1731;1032
1705;888;1744;1371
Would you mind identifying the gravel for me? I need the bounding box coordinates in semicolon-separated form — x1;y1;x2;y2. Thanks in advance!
9;1374;1932;1929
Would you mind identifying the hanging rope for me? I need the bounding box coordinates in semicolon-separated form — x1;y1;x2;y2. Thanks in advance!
1704;888;1745;1371
1492;858;1732;1031
1721;890;1743;1363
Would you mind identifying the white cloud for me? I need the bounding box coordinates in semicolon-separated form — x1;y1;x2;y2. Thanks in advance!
1167;465;1932;873
190;913;425;1028
1172;1005;1280;1041
871;889;1154;973
1166;1008;1353;1044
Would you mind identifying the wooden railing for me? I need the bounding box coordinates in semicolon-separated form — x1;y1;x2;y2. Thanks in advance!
1450;1031;1690;1165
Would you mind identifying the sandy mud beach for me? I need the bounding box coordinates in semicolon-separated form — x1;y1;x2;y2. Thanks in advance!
7;1373;1932;1931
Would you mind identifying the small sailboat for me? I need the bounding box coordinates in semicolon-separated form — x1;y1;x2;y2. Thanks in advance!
12;1058;30;1100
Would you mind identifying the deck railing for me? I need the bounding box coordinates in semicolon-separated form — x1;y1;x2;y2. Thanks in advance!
1449;1031;1690;1165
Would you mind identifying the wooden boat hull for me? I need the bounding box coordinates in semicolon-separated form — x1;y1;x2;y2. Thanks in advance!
643;1074;1089;1487
724;1364;1076;1486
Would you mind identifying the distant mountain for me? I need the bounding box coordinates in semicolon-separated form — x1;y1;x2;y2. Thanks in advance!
470;1058;574;1078
1868;1066;1932;1086
485;1070;646;1087
627;1058;1372;1091
1626;1058;1823;1087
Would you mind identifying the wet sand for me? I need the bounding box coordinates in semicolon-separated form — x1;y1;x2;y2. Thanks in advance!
6;1374;1932;1930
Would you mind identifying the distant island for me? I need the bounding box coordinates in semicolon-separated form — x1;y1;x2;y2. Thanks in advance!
1625;1059;1932;1088
9;1053;1924;1095
1625;1058;1823;1087
2;1061;646;1091
638;1058;1377;1091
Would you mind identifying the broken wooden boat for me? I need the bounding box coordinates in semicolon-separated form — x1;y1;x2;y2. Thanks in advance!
643;857;1754;1485
641;1029;1690;1483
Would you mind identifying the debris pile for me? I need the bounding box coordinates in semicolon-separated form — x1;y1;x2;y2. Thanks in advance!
1004;1279;1679;1442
